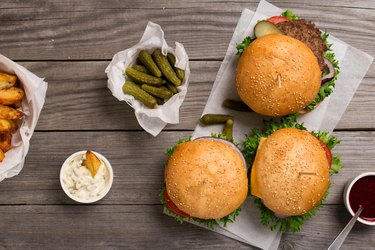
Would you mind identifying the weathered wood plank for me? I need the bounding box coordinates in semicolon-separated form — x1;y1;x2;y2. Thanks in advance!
2;0;374;9
0;204;372;250
0;205;253;250
1;0;375;11
17;61;375;131
0;1;374;60
0;131;373;205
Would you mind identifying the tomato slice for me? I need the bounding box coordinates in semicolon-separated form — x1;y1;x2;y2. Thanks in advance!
164;190;190;218
267;16;290;24
318;140;332;167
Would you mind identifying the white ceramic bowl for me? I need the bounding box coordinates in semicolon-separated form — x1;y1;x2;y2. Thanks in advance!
343;172;375;226
60;151;114;203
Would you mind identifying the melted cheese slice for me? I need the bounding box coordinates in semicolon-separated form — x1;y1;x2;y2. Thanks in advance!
250;137;267;198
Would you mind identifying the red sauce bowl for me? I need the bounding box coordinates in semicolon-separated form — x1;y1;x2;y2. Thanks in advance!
344;172;375;226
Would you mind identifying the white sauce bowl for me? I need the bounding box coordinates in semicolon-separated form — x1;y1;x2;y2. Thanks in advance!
60;151;114;203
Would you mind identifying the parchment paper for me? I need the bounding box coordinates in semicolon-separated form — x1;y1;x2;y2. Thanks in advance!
188;0;373;249
106;22;190;136
0;55;48;182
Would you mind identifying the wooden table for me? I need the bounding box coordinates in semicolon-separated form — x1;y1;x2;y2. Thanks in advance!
0;1;374;249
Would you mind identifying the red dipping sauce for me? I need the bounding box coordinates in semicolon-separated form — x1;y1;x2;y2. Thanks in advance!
349;175;375;221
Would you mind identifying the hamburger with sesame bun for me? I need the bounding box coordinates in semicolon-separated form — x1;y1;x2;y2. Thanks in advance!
243;115;343;232
160;136;248;227
235;10;339;117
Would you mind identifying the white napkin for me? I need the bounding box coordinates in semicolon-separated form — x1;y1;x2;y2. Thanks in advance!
0;54;48;182
190;0;373;249
106;22;190;136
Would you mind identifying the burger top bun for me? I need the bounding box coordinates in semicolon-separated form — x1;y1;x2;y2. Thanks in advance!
254;128;330;216
165;138;248;219
236;34;322;117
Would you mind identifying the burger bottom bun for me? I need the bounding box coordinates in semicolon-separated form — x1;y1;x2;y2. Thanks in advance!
165;139;248;219
256;128;330;216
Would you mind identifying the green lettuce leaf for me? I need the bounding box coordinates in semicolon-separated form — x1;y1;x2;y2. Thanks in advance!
330;155;343;174
254;183;330;232
306;32;340;111
281;10;300;20
236;36;256;56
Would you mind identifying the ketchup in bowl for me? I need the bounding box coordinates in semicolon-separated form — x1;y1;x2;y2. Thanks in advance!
348;175;375;222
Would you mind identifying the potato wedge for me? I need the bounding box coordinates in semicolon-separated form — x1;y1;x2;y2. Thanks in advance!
0;87;25;105
13;100;22;109
0;119;18;133
0;148;4;162
0;104;23;119
0;132;12;153
83;151;101;177
0;72;17;90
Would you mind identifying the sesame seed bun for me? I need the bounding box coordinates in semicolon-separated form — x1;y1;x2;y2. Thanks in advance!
254;128;329;216
165;138;248;219
236;34;322;117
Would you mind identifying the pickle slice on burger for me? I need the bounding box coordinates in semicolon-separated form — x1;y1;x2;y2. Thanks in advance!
160;135;248;228
243;115;343;232
235;10;339;117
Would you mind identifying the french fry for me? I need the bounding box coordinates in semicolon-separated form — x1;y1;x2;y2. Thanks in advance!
0;87;25;105
83;151;101;177
0;72;17;90
0;104;22;119
0;132;12;153
0;119;18;133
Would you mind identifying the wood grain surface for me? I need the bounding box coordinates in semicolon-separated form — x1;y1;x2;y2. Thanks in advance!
0;0;374;250
0;1;374;60
19;61;375;130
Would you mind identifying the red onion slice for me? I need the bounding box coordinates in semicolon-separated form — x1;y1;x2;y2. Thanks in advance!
194;137;247;170
321;58;335;85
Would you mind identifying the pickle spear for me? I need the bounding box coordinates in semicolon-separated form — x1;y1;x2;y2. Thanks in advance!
152;49;181;86
141;84;173;99
200;114;234;125
167;53;185;80
122;80;158;108
223;119;234;141
125;67;165;86
133;64;150;74
138;50;162;77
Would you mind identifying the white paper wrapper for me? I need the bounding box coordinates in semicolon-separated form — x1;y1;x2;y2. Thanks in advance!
0;54;48;182
166;1;373;249
106;22;190;136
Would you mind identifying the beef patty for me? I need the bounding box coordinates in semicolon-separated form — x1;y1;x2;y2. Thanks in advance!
276;20;328;73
